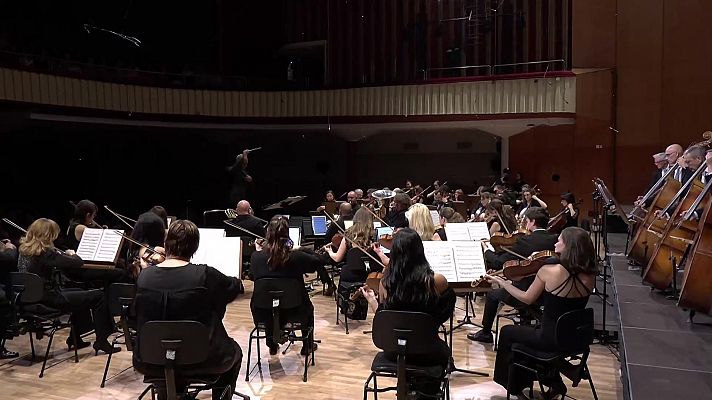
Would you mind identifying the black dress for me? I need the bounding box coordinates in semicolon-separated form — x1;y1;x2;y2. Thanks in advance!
250;249;322;346
65;222;81;250
494;273;591;393
517;199;542;218
20;250;114;342
564;208;579;228
340;244;382;284
133;263;243;400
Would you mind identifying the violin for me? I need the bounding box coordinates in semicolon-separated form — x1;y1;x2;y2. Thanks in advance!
547;200;582;234
502;250;557;281
487;229;529;251
349;272;384;301
378;233;394;250
317;232;343;254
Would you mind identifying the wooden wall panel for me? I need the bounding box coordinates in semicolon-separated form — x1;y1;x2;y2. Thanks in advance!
572;0;616;68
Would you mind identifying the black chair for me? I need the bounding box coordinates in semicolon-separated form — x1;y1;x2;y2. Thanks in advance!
364;310;450;400
136;320;249;400
9;272;79;378
335;282;366;334
100;283;136;388
507;308;598;400
245;278;315;382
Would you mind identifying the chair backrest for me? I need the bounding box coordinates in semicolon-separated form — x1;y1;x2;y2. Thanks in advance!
252;278;304;310
138;321;210;366
107;283;136;317
372;310;441;357
555;308;594;353
9;272;44;304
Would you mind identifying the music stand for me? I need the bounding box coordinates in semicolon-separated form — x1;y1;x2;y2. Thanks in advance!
263;195;307;211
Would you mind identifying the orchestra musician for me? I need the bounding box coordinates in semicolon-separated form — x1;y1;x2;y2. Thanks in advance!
470;192;493;222
347;191;360;212
559;193;580;228
17;218;119;354
0;238;19;359
128;211;167;276
227;200;266;238
325;202;353;244
384;193;411;229
326;208;383;284
250;216;321;356
432;186;454;211
406;203;444;241
485;199;517;236
227;149;253;204
66;199;100;250
516;187;548;220
454;188;465;201
469;207;558;343
664;143;685;182
682;147;712;220
133;220;243;400
359;228;455;396
149;205;169;228
648;152;668;190
484;227;597;398
354;188;364;200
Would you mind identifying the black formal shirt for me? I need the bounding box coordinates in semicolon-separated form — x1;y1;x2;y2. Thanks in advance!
0;247;18;284
325;215;352;243
385;209;408;229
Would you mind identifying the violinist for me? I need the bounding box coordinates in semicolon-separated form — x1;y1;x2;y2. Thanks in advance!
517;188;548;219
485;199;517;236
17;218;119;354
227;200;266;238
406;203;444;241
128;212;167;276
385;193;411;229
404;179;414;192
325;202;353;244
250;216;321;356
425;180;442;204
469;207;558;344
454;188;465;201
433;186;454;211
347;191;360;212
66;199;99;250
227;149;253;204
150;205;169;228
326;208;383;284
560;193;580;228
412;185;424;203
470;192;492;222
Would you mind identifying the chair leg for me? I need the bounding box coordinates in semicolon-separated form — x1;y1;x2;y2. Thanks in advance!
244;330;253;382
100;337;116;388
71;327;79;363
494;314;500;351
137;385;154;400
345;314;350;334
585;365;599;400
29;331;36;361
255;329;262;373
39;327;57;378
373;374;379;400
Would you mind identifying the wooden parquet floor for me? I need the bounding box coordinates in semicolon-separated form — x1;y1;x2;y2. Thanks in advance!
0;277;623;399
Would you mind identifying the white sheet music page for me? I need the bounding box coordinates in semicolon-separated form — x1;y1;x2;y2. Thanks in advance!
75;228;103;261
451;241;487;282
430;210;441;227
466;222;491;241
444;223;472;241
94;230;124;262
76;228;123;262
422;241;457;282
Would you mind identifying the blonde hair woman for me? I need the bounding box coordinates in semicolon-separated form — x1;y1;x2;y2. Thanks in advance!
327;208;384;283
17;218;119;354
406;203;443;241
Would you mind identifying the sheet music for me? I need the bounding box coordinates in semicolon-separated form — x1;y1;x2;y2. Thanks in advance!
430;210;441;226
289;227;301;247
467;222;491;241
451;242;487;281
422;241;458;282
422;241;486;283
76;228;124;263
191;232;241;278
444;222;490;241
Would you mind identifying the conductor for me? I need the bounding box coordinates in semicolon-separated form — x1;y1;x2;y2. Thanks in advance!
227;149;253;204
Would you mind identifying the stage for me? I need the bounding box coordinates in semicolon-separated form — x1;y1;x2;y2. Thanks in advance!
606;233;712;399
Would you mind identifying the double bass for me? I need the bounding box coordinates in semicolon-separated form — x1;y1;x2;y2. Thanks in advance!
677;177;712;316
643;162;709;289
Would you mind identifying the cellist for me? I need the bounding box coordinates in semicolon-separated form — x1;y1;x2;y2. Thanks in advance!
468;207;558;344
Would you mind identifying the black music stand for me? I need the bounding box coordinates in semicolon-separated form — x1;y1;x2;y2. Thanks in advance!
263;195;307;211
592;179;620;345
447;308;489;378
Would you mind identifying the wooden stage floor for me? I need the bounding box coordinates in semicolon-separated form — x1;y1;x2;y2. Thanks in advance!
0;277;623;399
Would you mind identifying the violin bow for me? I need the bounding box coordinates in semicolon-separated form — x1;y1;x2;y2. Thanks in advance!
223;220;266;241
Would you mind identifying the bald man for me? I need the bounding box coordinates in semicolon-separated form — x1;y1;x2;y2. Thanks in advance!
228;200;266;238
665;144;685;182
325;202;353;243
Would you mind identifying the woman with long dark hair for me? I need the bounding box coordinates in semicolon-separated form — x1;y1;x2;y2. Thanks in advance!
485;227;598;398
250;216;326;355
361;228;455;365
127;211;166;277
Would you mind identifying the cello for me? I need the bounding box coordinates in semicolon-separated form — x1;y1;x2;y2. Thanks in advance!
676;177;712;316
643;162;709;289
